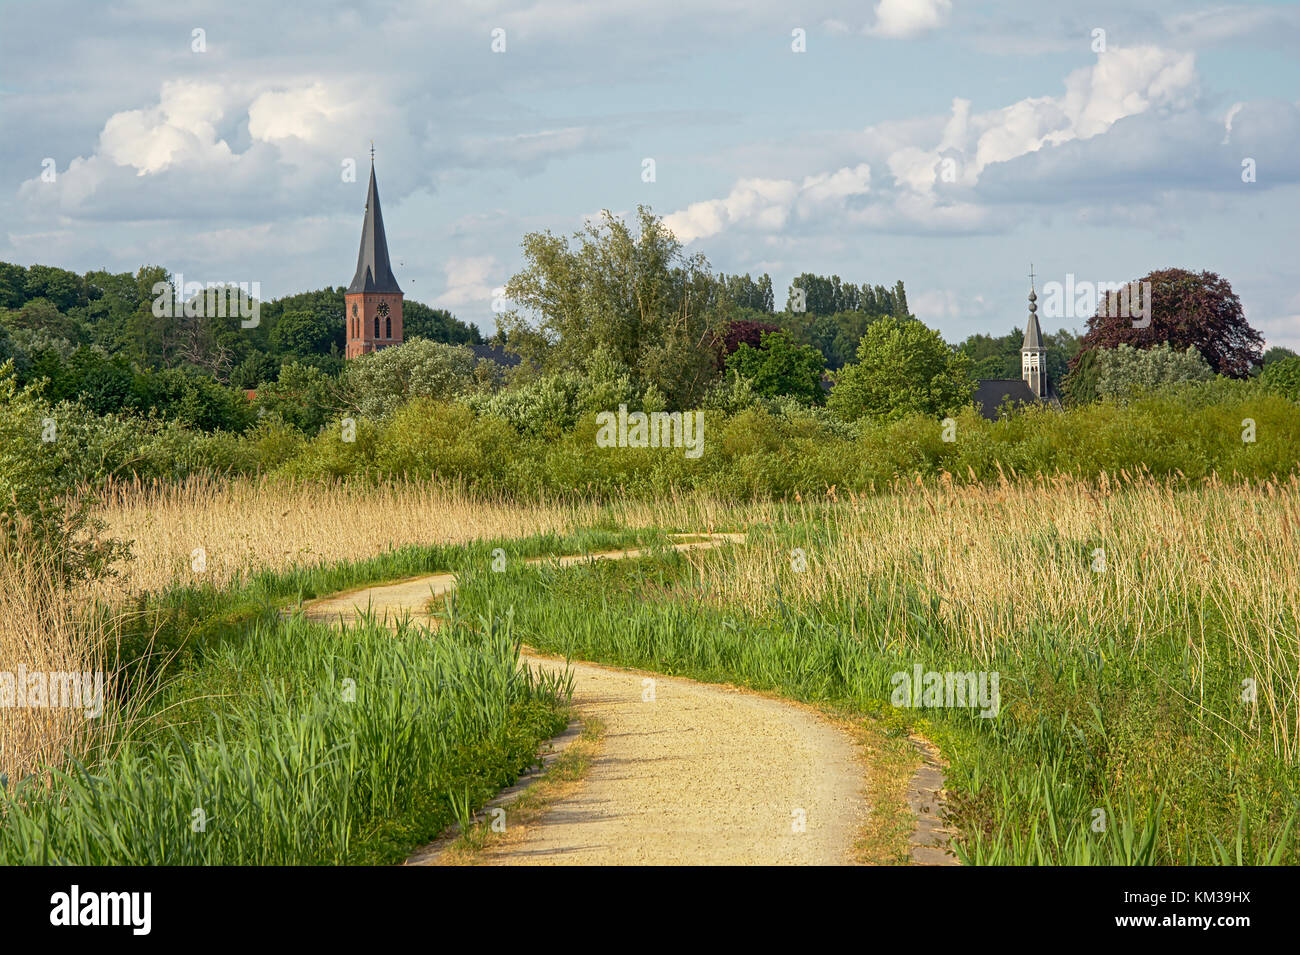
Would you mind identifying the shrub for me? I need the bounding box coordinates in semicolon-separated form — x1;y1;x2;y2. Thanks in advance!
254;361;342;434
376;399;517;486
1260;356;1300;403
346;339;478;420
1095;342;1213;402
0;368;123;579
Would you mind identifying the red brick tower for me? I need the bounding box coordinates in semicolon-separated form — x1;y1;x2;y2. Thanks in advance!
345;155;403;359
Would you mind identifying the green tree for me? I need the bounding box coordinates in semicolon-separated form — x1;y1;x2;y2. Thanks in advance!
3;297;84;343
778;309;882;370
1060;348;1101;406
0;262;28;309
271;308;338;356
828;316;973;422
255;361;342;433
230;353;282;390
80;269;145;353
23;264;86;312
724;331;826;404
717;272;775;312
120;265;176;367
501;206;724;408
130;366;253;432
1261;346;1298;368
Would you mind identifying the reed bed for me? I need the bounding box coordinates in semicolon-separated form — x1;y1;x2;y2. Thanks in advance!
89;475;743;600
698;474;1300;762
0;526;115;784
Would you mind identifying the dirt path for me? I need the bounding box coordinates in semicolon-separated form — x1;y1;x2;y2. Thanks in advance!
303;535;870;865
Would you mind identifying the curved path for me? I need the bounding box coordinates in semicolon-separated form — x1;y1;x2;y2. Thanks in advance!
303;535;870;865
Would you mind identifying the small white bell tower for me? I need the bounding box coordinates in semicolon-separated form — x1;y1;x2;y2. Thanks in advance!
1022;266;1046;399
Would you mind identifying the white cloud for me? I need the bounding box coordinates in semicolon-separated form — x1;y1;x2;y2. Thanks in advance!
866;0;953;39
665;45;1201;242
664;178;800;243
1164;5;1300;46
98;80;234;176
1222;101;1245;145
664;166;869;243
14;78;416;222
433;255;501;309
248;83;348;145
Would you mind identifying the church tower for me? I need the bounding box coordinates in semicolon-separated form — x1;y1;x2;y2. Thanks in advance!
345;152;403;359
1021;270;1046;399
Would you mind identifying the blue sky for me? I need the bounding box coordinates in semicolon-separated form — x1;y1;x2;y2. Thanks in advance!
2;0;1298;347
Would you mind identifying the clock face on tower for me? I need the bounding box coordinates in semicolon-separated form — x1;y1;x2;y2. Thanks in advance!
377;302;390;318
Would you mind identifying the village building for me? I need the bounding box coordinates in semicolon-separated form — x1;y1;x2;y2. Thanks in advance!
973;281;1061;419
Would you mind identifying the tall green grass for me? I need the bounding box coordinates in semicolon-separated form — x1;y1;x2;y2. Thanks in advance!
0;611;568;865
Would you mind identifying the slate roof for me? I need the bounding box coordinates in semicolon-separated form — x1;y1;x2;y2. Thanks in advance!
347;164;403;295
469;343;520;367
973;378;1042;420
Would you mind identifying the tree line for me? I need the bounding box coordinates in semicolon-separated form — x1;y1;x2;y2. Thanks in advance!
2;205;1294;438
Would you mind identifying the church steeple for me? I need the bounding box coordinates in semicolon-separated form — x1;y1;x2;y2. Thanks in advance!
345;150;404;359
1021;265;1046;398
348;158;402;295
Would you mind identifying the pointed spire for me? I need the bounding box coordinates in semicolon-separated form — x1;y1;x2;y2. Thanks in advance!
1022;267;1043;350
348;157;402;294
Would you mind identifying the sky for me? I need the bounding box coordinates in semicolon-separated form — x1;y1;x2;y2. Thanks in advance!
2;0;1298;348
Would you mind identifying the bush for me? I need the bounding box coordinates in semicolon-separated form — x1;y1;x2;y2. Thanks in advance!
467;350;636;438
255;361;342;434
1095;342;1213;402
466;372;587;438
375;399;516;486
1260;356;1300;403
345;339;479;420
0;369;124;579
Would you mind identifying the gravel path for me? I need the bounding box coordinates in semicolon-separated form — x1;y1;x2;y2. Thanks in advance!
303;535;870;865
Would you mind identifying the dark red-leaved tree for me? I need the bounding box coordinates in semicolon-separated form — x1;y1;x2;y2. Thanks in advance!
1074;268;1263;377
714;318;780;369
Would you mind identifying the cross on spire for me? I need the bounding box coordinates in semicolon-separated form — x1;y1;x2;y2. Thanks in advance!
370;140;375;164
1028;263;1036;291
